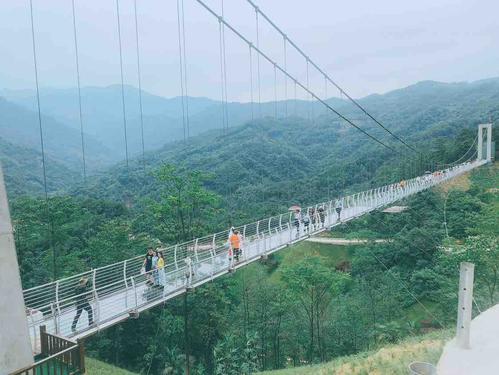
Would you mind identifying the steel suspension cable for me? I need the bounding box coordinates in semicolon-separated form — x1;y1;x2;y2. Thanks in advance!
29;0;57;279
273;64;277;117
115;0;130;172
218;19;227;133
193;0;398;153
133;0;146;171
324;75;328;116
221;0;229;131
180;0;190;138
249;44;254;120
283;36;288;116
306;57;311;121
29;1;48;200
176;0;187;141
245;0;421;155
437;135;479;167
294;80;297;116
70;0;87;182
365;243;445;328
255;7;261;117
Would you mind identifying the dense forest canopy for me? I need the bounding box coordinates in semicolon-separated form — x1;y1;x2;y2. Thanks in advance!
2;79;498;374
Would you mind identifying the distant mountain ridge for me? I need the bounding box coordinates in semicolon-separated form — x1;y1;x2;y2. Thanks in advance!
0;137;79;197
1;78;497;198
0;97;113;170
2;78;498;156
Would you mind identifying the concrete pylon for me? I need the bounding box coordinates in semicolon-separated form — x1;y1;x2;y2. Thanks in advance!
477;123;493;161
0;165;33;374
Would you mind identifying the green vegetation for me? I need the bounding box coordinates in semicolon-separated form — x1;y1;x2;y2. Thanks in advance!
4;80;498;373
86;357;138;375
257;329;452;375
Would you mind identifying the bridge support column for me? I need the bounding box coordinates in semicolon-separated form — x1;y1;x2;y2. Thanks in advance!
477;123;493;161
456;262;474;349
0;165;34;373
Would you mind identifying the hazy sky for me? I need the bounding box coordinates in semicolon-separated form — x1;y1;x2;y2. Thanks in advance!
1;0;498;101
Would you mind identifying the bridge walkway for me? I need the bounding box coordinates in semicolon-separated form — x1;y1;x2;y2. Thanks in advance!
23;161;484;353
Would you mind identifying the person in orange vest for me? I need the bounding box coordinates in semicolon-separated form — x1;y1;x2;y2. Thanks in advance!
230;229;242;262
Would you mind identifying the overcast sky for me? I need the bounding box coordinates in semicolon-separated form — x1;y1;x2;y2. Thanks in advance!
1;0;498;101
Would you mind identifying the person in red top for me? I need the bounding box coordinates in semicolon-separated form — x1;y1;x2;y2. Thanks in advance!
230;230;242;262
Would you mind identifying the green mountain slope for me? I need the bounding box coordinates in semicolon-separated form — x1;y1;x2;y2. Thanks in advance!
257;330;451;375
0;137;79;197
0;97;113;169
2;78;497;180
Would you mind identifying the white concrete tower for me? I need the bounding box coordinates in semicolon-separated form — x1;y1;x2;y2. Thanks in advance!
0;165;33;374
477;123;493;161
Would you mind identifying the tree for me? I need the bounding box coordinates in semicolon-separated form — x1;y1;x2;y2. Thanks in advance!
213;333;259;375
150;164;221;243
281;256;350;362
450;236;498;305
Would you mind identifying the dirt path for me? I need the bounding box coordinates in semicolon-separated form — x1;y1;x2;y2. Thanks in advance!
306;238;387;245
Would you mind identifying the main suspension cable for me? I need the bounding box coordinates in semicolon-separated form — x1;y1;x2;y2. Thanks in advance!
180;0;190;138
221;0;229;132
176;0;187;141
437;135;479;167
273;64;277;117
245;0;421;155
218;19;227;133
283;36;288;117
255;7;261;117
70;0;87;182
133;0;146;171
194;0;398;153
249;44;254;121
115;0;130;173
29;0;56;279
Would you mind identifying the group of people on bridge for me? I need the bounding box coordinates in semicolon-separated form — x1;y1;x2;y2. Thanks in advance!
292;200;343;237
143;248;167;288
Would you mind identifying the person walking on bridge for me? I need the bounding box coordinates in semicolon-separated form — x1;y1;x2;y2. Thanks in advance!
318;206;325;227
303;211;311;233
335;198;343;222
230;229;242;263
143;248;154;285
157;251;166;288
293;209;301;238
152;250;159;286
71;277;94;333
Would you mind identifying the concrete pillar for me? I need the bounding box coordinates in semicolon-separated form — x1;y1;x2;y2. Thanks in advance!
0;165;34;373
486;124;492;161
478;123;493;161
456;262;475;349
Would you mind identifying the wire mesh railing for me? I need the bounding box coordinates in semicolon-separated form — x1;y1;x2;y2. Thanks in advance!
23;160;485;352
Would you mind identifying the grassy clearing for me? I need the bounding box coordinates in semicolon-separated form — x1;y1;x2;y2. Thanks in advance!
274;241;355;267
86;357;138;375
258;329;452;375
438;170;472;193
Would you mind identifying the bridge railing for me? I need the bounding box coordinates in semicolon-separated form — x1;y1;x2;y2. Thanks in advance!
22;160;483;343
12;325;85;375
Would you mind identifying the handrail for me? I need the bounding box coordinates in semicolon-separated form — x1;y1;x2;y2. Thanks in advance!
21;161;484;344
24;162;477;303
12;326;85;375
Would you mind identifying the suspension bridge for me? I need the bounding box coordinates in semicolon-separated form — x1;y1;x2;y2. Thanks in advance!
21;158;487;354
1;0;496;374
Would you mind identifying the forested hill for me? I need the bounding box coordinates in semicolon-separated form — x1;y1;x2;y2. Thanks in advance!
6;75;498;374
357;78;499;138
2;77;498;160
76;105;494;223
0;137;79;196
2;78;498;201
0;97;113;169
